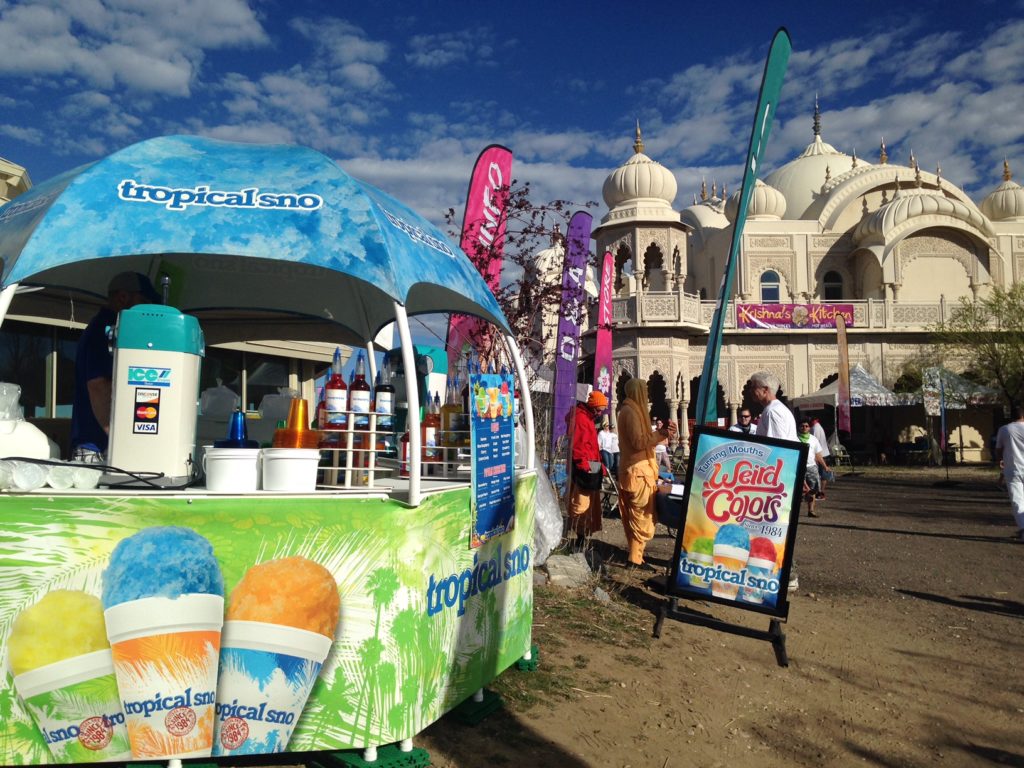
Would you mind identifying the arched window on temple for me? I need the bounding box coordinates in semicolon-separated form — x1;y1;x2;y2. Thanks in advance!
823;270;843;301
760;270;781;303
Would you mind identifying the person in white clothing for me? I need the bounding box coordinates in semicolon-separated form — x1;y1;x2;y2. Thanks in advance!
798;419;830;517
653;419;673;474
729;408;756;434
752;371;797;442
598;421;620;475
994;406;1024;542
810;417;831;497
810;418;830;457
751;370;801;590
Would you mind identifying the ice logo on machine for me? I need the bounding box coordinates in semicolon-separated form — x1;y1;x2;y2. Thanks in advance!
128;367;171;387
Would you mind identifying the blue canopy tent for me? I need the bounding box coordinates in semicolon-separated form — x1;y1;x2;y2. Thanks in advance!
0;135;531;501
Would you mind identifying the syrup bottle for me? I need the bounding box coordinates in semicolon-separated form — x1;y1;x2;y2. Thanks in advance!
422;391;441;462
350;351;371;430
441;374;462;447
323;347;347;430
374;363;395;454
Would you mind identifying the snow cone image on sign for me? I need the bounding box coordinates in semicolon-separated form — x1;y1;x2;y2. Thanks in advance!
101;527;224;759
7;591;131;763
675;434;793;609
214;557;339;755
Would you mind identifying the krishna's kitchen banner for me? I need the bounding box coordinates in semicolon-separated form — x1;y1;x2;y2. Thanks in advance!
667;427;806;618
737;303;854;330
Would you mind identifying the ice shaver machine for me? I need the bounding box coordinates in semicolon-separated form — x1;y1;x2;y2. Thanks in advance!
107;304;204;484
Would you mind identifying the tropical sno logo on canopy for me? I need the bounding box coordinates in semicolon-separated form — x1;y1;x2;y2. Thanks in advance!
117;180;324;212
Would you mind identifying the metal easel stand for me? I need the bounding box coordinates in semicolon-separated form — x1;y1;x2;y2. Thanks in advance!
653;596;789;668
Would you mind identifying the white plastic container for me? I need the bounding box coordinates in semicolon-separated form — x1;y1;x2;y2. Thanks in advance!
203;447;261;493
261;448;320;492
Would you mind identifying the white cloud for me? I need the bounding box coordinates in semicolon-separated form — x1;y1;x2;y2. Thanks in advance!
405;29;497;70
0;0;267;94
0;124;45;145
290;17;388;67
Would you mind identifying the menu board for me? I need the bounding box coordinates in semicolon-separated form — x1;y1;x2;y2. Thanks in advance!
667;427;807;618
469;369;516;548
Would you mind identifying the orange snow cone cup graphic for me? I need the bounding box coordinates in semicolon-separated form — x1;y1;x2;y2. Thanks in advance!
104;594;224;759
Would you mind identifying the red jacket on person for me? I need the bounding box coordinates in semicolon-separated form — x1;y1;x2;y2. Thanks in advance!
572;402;601;473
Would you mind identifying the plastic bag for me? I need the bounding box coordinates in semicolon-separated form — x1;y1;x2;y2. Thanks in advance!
0;382;23;421
533;463;562;566
200;381;240;420
259;388;300;424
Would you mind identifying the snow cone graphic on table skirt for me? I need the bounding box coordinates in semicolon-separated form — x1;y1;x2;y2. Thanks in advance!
102;527;224;759
214;556;340;756
8;590;131;764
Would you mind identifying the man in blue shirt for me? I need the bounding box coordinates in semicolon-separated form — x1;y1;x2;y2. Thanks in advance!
71;272;161;461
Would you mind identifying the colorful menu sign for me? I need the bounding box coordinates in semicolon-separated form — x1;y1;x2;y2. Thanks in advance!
667;427;807;618
737;303;854;330
469;368;516;548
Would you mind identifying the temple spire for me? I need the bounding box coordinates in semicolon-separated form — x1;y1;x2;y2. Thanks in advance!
633;120;644;154
936;163;942;186
879;138;888;165
813;94;821;137
1004;158;1012;182
851;148;858;169
700;177;707;201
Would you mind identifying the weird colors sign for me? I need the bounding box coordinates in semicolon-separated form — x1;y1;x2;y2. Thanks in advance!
667;428;806;618
737;303;854;330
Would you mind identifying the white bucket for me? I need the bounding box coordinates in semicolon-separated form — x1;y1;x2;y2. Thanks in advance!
203;447;261;493
261;448;320;492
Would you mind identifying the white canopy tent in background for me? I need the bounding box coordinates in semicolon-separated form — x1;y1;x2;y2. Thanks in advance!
790;363;899;410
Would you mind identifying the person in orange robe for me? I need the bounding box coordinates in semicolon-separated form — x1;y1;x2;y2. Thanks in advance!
617;378;676;569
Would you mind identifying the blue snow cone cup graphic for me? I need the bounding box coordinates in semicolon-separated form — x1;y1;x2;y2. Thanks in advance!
212;621;333;755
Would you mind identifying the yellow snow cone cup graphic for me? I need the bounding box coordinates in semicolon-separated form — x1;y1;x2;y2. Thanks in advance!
104;594;224;759
8;591;132;763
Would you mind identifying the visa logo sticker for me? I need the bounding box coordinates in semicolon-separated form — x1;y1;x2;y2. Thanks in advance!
128;367;171;387
134;422;158;433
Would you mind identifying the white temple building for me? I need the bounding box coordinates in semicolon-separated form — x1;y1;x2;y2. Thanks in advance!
591;110;1024;461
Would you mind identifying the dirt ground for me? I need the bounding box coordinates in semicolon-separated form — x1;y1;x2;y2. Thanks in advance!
419;465;1024;768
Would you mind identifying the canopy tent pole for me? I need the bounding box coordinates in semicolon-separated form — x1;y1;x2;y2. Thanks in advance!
394;302;421;506
0;283;18;330
504;333;535;470
366;341;377;381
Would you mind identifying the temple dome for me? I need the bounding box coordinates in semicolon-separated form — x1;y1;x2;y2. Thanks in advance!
980;162;1024;221
763;135;849;220
854;187;990;243
725;179;787;222
602;126;678;209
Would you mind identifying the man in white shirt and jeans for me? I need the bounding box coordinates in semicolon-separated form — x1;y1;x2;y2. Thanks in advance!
995;406;1024;542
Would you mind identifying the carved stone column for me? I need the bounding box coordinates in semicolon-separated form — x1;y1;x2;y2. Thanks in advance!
678;392;690;459
728;401;739;427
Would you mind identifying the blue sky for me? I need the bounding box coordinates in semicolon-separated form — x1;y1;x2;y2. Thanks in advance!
2;0;1023;224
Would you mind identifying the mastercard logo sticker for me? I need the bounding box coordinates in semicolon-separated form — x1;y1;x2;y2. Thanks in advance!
136;406;158;420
